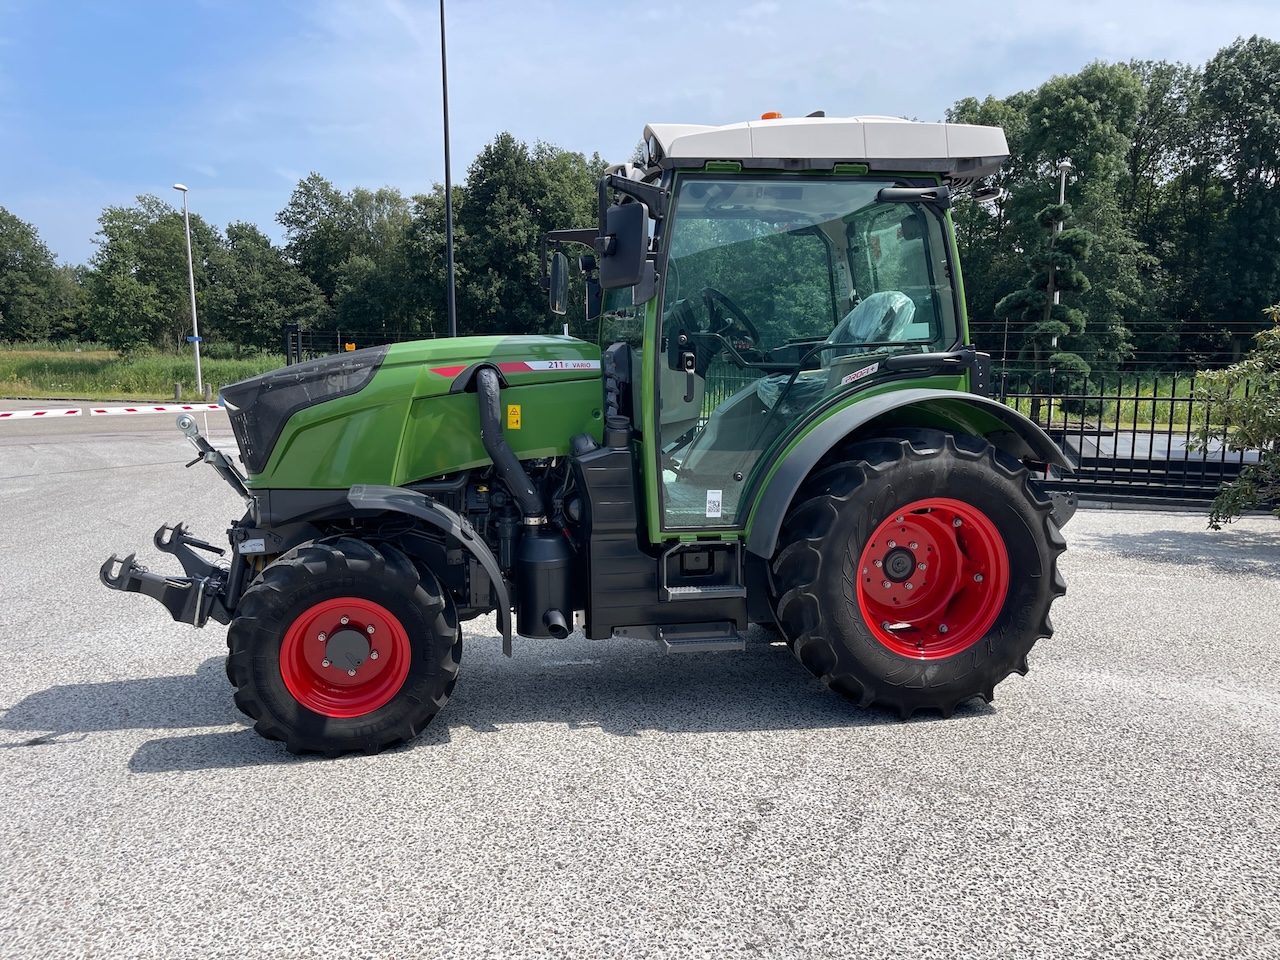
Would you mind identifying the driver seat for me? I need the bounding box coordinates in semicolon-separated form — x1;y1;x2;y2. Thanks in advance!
820;291;916;365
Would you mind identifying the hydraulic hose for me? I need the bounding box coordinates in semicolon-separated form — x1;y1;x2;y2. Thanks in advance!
475;367;545;520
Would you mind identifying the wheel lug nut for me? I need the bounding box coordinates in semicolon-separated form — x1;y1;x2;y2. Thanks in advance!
874;560;883;568
909;541;918;549
321;658;331;668
340;616;349;625
366;624;375;634
974;573;984;583
887;540;897;548
895;516;904;523
917;562;927;570
318;632;326;642
953;517;963;527
347;669;357;677
939;624;948;634
370;650;379;660
905;582;914;590
882;580;892;589
881;621;891;630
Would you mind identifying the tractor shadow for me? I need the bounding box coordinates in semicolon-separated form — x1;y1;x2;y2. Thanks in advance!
1072;524;1280;576
0;630;996;772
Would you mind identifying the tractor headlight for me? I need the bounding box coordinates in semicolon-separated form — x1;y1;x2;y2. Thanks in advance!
220;345;389;475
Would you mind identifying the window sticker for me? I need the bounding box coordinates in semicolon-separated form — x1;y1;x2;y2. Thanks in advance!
706;490;723;518
841;361;880;385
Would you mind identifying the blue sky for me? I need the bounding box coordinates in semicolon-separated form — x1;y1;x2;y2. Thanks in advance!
2;0;1279;266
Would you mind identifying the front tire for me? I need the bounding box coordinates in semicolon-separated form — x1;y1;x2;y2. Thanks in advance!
227;537;461;755
772;431;1066;718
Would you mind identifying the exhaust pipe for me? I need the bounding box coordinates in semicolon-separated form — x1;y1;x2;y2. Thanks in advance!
543;609;569;639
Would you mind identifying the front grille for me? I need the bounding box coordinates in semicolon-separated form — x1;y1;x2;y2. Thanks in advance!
220;345;389;475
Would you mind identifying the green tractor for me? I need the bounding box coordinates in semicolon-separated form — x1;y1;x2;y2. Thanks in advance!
102;114;1074;755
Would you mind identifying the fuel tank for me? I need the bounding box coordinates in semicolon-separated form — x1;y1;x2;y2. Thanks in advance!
220;335;604;489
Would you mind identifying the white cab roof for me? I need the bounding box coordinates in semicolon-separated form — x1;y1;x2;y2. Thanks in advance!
644;115;1008;180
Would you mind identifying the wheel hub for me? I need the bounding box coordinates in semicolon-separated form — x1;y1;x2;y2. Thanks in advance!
882;547;917;582
325;628;371;672
855;497;1010;660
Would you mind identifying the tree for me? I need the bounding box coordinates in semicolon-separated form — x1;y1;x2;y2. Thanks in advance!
85;197;222;351
951;66;1142;374
1197;36;1280;352
276;176;421;333
1190;303;1280;528
454;133;603;336
994;201;1094;416
0;207;61;342
403;185;464;339
276;174;356;303
204;222;330;353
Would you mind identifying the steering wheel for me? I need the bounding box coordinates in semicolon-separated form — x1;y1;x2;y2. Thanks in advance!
700;286;761;348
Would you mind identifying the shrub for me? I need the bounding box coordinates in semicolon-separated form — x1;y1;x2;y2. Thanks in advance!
1189;304;1280;528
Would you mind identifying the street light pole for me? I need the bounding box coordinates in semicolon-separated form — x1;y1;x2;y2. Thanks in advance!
439;0;457;338
1045;159;1072;430
1052;159;1073;309
172;184;204;399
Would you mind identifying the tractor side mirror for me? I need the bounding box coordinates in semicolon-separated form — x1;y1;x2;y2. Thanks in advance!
548;251;569;316
596;202;647;291
579;254;602;321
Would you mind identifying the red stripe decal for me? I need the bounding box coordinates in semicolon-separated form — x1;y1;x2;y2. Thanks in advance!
430;365;467;378
496;362;533;373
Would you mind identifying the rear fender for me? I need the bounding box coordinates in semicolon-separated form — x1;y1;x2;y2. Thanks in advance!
347;484;514;655
745;388;1071;560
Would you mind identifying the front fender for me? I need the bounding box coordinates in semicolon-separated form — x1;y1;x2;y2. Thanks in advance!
745;388;1070;560
347;485;514;655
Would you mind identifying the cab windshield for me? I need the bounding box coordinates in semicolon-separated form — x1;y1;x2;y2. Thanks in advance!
656;175;959;529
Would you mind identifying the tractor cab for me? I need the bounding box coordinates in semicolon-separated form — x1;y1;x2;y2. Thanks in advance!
547;115;1011;535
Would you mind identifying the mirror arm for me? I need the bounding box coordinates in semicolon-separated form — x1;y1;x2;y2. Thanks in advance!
540;228;599;281
597;174;668;226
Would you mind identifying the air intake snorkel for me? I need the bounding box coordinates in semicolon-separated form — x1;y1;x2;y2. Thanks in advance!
474;366;572;640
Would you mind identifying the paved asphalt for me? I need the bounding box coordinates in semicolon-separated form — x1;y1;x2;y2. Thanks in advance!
1;414;1278;959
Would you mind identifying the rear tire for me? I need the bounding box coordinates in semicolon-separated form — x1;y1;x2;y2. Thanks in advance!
226;537;461;756
772;430;1066;718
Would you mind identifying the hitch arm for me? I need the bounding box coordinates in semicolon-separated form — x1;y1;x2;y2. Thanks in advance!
100;522;232;626
99;552;229;626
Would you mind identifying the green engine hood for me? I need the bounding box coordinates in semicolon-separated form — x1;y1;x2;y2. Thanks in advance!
226;335;604;490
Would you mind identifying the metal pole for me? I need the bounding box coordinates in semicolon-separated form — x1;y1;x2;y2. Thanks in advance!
440;0;458;338
173;184;203;398
1053;160;1072;309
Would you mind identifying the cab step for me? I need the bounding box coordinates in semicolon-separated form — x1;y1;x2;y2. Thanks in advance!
657;622;745;655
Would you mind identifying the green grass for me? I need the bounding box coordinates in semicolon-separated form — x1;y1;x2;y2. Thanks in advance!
0;349;285;401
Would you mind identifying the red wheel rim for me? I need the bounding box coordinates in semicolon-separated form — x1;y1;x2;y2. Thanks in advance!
279;597;412;718
855;497;1010;660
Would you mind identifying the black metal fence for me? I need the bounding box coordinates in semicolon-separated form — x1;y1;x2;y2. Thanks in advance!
998;370;1257;506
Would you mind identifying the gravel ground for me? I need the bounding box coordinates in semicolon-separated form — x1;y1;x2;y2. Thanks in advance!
1;421;1278;959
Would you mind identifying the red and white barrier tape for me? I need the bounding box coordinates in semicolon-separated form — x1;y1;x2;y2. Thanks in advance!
0;407;82;419
88;404;223;416
0;403;223;421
